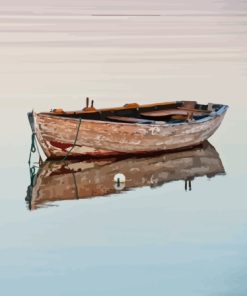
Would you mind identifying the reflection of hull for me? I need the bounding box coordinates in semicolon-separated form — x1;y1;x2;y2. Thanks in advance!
26;141;225;210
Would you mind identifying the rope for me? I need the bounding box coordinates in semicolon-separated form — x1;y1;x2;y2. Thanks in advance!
26;163;40;211
29;165;37;186
28;132;43;165
28;133;36;164
28;118;82;163
62;118;82;161
31;133;36;153
72;172;79;199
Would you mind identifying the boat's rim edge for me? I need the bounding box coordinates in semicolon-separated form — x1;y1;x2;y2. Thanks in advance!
35;104;229;127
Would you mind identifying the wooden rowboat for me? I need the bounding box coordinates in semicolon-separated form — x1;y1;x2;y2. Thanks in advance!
28;100;228;159
25;141;225;210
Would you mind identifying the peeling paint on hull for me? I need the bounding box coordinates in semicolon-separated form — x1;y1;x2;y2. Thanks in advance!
33;108;227;159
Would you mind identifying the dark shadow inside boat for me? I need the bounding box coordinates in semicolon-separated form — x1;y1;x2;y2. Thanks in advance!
49;100;224;125
25;141;226;211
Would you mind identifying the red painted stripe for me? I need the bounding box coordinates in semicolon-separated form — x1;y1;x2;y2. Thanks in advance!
50;141;73;152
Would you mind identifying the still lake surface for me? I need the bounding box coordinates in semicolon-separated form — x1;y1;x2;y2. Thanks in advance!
0;1;247;295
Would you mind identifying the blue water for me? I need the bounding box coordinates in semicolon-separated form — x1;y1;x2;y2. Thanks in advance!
0;1;247;295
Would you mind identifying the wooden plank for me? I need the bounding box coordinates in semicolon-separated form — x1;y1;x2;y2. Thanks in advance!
178;107;211;114
182;101;197;109
107;115;155;124
140;109;188;117
141;108;210;118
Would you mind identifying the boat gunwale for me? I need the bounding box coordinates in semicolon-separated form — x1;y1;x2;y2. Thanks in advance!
36;104;228;128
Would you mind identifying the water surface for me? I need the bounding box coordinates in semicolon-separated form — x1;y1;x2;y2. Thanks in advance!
0;1;247;295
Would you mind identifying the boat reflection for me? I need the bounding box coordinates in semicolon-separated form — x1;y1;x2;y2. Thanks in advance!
25;141;225;210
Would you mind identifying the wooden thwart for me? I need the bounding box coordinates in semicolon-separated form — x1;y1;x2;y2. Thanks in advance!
107;116;155;124
140;109;189;117
140;108;210;118
177;107;211;114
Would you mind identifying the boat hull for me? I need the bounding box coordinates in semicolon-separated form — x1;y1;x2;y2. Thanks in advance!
32;107;227;159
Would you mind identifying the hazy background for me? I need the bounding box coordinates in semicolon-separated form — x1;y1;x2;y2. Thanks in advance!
0;1;247;295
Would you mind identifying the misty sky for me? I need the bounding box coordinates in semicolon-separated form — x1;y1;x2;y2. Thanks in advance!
0;0;246;15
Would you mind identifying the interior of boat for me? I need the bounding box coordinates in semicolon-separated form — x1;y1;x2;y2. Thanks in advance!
47;100;223;124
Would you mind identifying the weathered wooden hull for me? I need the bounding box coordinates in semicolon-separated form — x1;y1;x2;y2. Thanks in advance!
26;141;225;210
32;105;228;159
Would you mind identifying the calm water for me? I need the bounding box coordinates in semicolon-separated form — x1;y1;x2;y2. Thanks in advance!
0;1;247;295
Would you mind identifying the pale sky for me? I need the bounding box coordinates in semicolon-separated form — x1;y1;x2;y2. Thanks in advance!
0;0;246;15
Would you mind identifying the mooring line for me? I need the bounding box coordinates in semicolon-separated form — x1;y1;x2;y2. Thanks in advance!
62;118;82;161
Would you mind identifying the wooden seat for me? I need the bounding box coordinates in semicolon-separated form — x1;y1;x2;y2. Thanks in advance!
140;108;210;118
177;107;211;114
140;109;189;118
107;116;155;124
